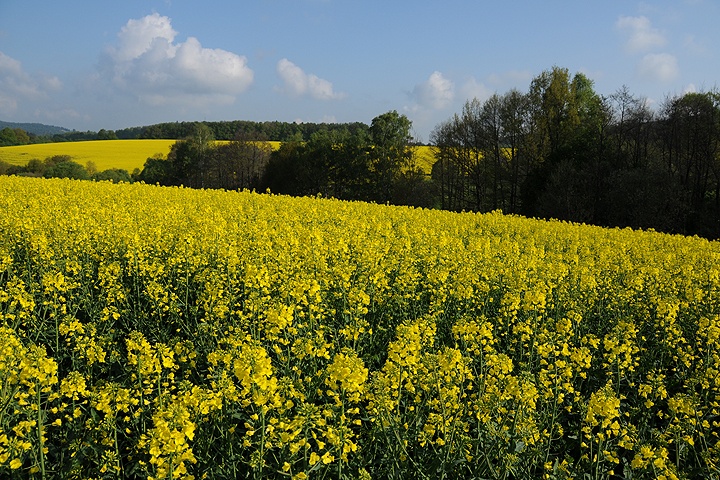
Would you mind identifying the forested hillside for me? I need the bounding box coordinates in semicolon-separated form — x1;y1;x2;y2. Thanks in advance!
0;120;69;136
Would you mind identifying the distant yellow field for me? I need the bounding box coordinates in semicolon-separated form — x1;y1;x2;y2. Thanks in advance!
0;140;177;172
413;145;435;174
0;140;434;174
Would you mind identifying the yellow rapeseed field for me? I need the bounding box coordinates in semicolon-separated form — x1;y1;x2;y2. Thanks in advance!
412;145;435;174
0;140;177;172
1;176;719;479
1;140;431;174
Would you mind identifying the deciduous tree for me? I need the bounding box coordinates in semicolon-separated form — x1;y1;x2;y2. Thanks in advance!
368;111;413;202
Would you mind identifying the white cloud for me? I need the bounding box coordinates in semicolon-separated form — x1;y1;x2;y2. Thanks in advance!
112;13;177;63
276;58;344;100
461;77;493;103
683;34;708;56
637;53;679;82
616;15;666;53
411;71;455;110
101;13;253;106
0;51;62;116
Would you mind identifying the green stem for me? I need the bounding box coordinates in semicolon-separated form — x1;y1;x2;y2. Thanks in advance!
386;412;430;480
339;395;345;480
594;437;602;480
37;387;46;480
544;369;560;466
114;419;122;476
256;409;266;480
54;311;59;358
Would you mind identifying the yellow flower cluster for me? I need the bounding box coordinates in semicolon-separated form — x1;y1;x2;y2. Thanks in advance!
0;327;57;475
1;176;720;479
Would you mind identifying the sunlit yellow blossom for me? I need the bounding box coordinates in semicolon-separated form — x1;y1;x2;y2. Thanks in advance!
1;176;719;479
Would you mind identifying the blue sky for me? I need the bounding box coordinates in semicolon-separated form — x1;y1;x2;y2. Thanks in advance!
1;1;718;142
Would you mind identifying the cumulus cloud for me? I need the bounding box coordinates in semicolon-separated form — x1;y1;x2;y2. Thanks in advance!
276;58;344;100
0;51;62;116
683;34;708;56
411;71;455;110
638;53;679;82
112;14;177;63
101;13;253;106
461;77;493;103
616;15;666;53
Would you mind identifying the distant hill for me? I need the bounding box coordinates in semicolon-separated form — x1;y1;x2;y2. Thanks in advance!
0;121;71;136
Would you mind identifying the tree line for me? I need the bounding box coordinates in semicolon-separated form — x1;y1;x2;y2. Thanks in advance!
0;126;120;145
135;111;431;206
0;127;37;146
431;67;720;239
0;155;133;183
0;119;372;145
125;120;370;142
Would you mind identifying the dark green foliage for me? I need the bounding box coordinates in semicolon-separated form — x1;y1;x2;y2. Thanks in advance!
137;124;272;191
0;120;69;136
96;129;118;140
26;158;46;174
137;156;173;185
0;159;12;175
55;131;99;142
44;155;72;166
391;168;436;208
260;113;434;205
91;168;132;183
138;114;436;205
368;111;414;203
431;67;720;239
262;135;306;196
123;119;369;142
43;160;90;180
0;127;32;146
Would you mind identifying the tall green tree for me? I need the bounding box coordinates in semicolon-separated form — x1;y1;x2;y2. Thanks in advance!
0;127;19;146
262;133;306;196
536;73;614;223
526;66;579;162
608;85;655;169
96;129;118;140
166;123;215;187
368;111;413;202
431;92;530;213
211;133;272;191
430;99;489;211
137;154;173;185
430;119;465;211
499;89;531;213
658;91;720;235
